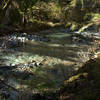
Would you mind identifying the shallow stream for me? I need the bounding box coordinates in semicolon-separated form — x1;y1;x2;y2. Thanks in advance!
0;31;96;97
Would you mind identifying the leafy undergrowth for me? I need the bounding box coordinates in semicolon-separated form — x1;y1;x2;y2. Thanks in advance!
59;57;100;100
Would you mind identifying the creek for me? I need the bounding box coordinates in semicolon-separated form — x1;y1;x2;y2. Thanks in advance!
0;29;99;99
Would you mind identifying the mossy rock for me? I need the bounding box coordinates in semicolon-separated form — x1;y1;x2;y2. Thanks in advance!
59;58;100;100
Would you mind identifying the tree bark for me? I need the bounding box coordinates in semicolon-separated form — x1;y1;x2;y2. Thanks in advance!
1;0;13;25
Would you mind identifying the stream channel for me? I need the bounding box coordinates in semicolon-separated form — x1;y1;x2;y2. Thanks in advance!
0;28;99;99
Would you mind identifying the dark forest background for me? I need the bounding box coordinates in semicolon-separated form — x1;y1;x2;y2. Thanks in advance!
0;0;100;33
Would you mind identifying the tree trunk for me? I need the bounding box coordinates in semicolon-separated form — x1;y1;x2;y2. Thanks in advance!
1;0;12;25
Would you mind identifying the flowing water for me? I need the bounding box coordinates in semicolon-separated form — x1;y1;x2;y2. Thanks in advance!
0;31;96;99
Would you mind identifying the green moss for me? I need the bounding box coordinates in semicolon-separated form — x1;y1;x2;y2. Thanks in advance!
70;23;79;31
92;13;100;21
78;23;93;32
66;73;88;83
60;58;100;100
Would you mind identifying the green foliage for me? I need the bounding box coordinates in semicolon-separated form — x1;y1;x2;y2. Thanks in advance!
26;1;62;22
19;0;38;12
0;0;100;30
61;0;100;31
